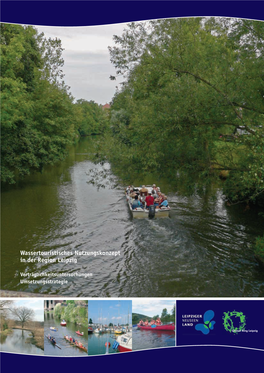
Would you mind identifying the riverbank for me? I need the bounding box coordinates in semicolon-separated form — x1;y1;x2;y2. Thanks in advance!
0;329;13;336
11;327;44;350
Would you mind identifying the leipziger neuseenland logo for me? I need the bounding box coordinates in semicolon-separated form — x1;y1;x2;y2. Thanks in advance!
195;310;216;335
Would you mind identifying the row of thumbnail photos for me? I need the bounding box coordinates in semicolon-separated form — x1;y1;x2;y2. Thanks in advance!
0;299;175;356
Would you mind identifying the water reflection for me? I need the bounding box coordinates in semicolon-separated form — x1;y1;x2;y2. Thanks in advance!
0;329;44;355
1;137;264;297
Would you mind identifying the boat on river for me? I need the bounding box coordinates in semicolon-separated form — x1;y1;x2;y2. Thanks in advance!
61;320;67;326
64;336;87;352
46;335;61;349
126;186;170;218
76;330;84;336
88;327;93;334
137;323;175;331
50;327;58;332
113;332;132;352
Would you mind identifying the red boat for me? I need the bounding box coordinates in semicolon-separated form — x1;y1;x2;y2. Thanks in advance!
76;331;84;336
137;323;175;331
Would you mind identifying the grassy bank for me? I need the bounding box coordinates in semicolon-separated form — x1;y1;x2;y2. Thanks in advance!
0;329;13;336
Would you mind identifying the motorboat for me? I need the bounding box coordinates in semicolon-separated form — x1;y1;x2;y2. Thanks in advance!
61;320;67;326
113;332;132;352
88;327;93;334
126;185;170;218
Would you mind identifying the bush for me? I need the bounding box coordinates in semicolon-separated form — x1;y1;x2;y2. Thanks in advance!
254;234;264;260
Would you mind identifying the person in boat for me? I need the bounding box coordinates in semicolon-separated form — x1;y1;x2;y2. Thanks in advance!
72;337;75;343
150;319;155;325
132;195;143;209
144;319;149;326
70;336;73;342
155;318;162;326
140;185;148;203
159;196;168;208
152;184;159;193
152;189;158;199
145;191;154;209
139;319;144;326
154;192;163;205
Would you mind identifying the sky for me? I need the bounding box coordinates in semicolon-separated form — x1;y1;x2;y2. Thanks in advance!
132;299;175;317
13;299;44;321
88;300;132;325
36;23;127;105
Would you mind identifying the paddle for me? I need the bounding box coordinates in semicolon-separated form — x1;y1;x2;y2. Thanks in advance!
151;325;157;328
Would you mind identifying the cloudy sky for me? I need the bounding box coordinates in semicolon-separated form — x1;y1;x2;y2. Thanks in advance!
14;299;44;321
132;299;175;317
36;23;127;105
88;300;132;324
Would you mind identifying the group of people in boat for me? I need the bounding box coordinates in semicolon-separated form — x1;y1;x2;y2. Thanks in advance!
47;335;56;344
65;335;84;349
138;317;162;327
126;184;169;210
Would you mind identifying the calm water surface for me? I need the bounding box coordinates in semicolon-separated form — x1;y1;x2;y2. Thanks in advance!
0;329;43;355
44;312;88;356
88;332;119;355
132;327;175;350
2;137;264;297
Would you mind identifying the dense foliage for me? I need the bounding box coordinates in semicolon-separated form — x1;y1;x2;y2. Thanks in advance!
254;234;264;260
106;18;264;206
75;99;109;136
54;301;88;327
1;24;108;184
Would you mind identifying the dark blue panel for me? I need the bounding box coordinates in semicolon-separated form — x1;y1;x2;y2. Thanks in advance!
1;1;264;26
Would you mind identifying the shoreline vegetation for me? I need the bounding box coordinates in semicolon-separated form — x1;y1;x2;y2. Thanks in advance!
1;19;264;262
0;326;44;350
53;301;88;328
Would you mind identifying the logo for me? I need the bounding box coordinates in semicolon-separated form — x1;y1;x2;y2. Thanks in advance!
195;310;216;335
223;311;246;334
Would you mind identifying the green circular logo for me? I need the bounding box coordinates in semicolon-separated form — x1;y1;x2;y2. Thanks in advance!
223;311;246;334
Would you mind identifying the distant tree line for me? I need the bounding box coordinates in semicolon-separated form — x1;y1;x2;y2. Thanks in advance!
132;305;175;324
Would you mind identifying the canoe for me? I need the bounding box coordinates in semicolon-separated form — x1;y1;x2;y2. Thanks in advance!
46;335;61;349
50;327;58;331
126;186;170;219
64;336;87;352
76;331;84;336
137;323;175;331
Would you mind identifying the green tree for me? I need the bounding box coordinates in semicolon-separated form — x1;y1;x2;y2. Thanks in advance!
107;18;264;205
1;24;77;184
75;99;109;136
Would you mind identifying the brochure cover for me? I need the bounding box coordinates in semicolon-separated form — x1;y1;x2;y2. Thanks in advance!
1;1;264;372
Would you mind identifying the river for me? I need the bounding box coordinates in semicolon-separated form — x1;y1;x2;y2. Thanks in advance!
44;312;88;356
1;137;264;297
0;329;43;355
132;326;175;350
